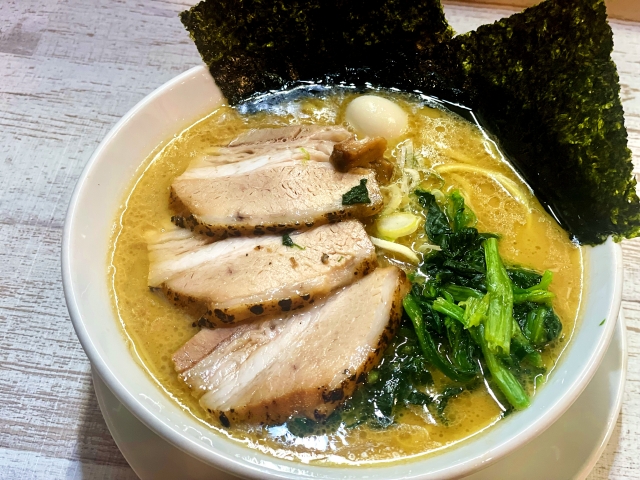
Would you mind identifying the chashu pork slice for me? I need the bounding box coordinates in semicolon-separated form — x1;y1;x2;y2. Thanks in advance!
170;126;383;239
147;220;377;326
173;328;235;374
188;125;351;169
177;266;410;426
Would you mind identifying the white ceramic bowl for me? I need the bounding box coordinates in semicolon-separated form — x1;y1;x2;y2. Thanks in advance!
62;65;623;479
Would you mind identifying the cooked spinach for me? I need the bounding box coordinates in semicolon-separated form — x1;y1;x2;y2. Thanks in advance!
508;268;543;290
404;294;476;383
514;302;562;347
408;189;561;409
342;179;371;205
415;190;489;290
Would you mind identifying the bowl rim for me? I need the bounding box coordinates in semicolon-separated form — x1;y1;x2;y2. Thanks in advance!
62;64;624;479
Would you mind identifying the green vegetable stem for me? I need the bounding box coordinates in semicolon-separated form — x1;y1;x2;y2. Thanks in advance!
443;284;483;302
470;325;530;410
461;295;490;328
513;290;555;304
483;237;514;355
432;295;531;409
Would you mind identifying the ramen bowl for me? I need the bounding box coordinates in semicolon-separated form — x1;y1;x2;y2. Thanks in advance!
62;65;622;479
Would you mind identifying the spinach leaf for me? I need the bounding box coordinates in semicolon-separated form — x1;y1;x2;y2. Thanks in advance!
342;179;371;205
507;268;543;290
514;302;562;347
446;190;477;231
282;233;305;250
415;190;451;245
404;294;476;383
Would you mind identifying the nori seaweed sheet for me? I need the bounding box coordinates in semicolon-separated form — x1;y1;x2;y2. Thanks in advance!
179;0;453;105
445;0;640;244
179;0;640;243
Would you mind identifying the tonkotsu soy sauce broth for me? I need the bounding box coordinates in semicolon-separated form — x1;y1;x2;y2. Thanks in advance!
108;87;583;465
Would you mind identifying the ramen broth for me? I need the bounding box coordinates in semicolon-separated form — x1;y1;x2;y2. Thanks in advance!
109;90;583;464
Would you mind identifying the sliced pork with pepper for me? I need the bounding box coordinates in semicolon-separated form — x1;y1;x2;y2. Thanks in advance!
177;266;410;426
189;125;351;169
147;220;377;326
170;126;383;239
172;328;235;373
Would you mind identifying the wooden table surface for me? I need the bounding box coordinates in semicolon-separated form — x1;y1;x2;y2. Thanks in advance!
1;1;639;478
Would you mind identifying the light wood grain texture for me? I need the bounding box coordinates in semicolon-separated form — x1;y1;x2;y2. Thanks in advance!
462;0;640;22
0;1;638;478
